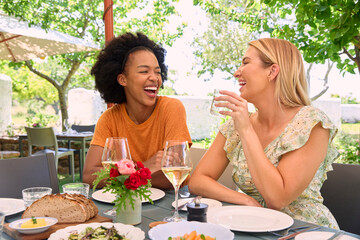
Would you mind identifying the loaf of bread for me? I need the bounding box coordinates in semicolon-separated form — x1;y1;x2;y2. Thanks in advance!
22;193;98;223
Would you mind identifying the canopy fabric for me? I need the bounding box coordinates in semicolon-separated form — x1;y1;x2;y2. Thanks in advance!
0;13;100;62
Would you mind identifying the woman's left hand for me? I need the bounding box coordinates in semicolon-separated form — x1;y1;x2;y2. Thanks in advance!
215;90;251;134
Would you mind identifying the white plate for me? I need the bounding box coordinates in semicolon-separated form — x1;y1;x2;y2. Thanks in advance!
295;231;358;240
48;222;145;240
9;217;58;234
207;206;293;232
92;187;165;203
172;198;222;211
148;221;234;240
0;198;26;216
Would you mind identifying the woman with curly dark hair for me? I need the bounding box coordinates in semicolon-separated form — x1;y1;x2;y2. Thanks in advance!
83;32;192;189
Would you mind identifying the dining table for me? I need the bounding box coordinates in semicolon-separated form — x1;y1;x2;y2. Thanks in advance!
18;132;93;180
2;189;360;240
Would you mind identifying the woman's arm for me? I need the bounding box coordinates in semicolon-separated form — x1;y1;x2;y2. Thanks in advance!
240;122;330;210
188;132;261;207
82;145;105;188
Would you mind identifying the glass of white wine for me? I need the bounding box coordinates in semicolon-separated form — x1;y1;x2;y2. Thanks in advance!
101;137;132;216
161;140;192;222
101;137;132;169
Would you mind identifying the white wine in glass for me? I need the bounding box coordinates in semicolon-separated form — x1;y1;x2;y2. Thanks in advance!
161;140;192;222
101;137;132;216
101;137;132;169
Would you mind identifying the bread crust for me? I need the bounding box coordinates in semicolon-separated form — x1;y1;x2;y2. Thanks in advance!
22;193;98;223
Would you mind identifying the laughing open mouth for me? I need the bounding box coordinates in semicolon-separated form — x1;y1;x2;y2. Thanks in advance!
144;86;157;94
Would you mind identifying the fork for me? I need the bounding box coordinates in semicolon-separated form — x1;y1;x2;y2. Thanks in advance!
268;223;312;237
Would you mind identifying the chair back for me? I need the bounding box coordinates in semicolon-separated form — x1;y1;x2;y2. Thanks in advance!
320;163;360;234
71;124;95;133
0;153;59;198
25;127;59;156
190;147;237;191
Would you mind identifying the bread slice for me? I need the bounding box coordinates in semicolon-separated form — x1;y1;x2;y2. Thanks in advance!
22;193;96;223
62;194;91;221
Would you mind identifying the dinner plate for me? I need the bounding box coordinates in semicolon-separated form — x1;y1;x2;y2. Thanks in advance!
92;187;165;203
48;222;145;240
295;231;358;240
0;198;26;216
207;206;293;232
9;217;58;234
172;198;222;211
148;221;234;240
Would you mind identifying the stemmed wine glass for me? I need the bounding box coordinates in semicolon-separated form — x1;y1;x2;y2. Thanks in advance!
161;140;192;222
101;137;132;216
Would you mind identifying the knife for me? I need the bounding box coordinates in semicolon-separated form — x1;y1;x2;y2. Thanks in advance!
277;226;321;240
327;230;344;240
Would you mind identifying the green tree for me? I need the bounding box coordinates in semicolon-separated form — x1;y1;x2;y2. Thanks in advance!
192;0;335;101
194;0;360;75
192;0;253;81
1;0;185;130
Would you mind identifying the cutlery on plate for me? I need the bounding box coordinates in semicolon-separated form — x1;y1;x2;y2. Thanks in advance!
268;223;312;237
327;230;345;240
277;226;321;240
177;196;202;210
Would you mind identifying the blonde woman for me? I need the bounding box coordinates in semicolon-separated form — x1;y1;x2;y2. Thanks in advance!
188;38;339;229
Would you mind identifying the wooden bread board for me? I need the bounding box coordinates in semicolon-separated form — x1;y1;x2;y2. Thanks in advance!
4;214;112;240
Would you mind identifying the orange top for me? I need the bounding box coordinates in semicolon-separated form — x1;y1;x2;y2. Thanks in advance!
91;96;192;163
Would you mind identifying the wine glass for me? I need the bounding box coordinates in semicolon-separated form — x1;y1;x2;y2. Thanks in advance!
161;140;192;222
63;119;72;133
101;137;132;168
101;137;132;216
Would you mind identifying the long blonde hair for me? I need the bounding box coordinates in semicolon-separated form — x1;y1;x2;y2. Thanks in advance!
248;38;310;107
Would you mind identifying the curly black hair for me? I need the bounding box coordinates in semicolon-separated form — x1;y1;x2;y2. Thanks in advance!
91;32;168;104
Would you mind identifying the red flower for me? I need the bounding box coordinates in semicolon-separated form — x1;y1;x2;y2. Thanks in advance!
136;161;144;169
124;173;142;190
137;168;151;185
109;168;120;178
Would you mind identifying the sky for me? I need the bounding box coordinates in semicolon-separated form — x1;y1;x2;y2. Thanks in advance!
164;0;360;99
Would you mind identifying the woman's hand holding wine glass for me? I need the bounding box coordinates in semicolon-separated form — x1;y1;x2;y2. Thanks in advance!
161;140;192;222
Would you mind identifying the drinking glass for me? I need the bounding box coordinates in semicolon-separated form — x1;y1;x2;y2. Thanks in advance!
101;137;132;216
210;89;227;116
64;119;72;133
62;183;90;198
161;140;192;222
0;211;4;240
22;187;52;207
101;137;132;168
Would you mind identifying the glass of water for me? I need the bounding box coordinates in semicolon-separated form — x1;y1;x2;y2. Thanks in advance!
62;183;90;198
210;89;227;116
0;211;5;240
22;187;52;207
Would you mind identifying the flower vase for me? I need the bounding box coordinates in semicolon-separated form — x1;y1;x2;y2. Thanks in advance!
114;196;142;225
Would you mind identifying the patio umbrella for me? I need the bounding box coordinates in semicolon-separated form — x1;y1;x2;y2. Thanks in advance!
0;13;100;62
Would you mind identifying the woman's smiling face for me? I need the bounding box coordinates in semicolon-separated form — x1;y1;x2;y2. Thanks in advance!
234;46;272;102
118;50;162;108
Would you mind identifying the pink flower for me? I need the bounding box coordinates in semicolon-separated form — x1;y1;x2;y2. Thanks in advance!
115;159;136;175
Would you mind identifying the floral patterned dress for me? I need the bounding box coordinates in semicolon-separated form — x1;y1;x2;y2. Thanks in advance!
219;106;339;229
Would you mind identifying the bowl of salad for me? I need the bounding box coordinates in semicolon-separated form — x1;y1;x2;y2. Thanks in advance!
48;222;145;240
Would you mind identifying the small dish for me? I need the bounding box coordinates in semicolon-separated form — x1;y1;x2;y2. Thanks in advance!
173;197;222;211
9;217;58;234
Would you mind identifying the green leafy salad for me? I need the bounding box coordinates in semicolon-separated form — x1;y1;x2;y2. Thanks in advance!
68;226;129;240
